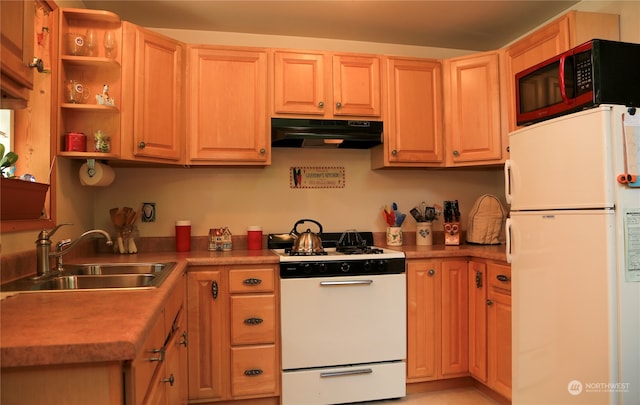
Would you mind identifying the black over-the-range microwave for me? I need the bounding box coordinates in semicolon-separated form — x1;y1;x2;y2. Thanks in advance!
516;39;640;126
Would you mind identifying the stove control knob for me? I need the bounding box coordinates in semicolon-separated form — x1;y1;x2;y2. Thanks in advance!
302;263;312;274
375;260;388;272
316;263;327;273
340;262;351;272
363;260;372;272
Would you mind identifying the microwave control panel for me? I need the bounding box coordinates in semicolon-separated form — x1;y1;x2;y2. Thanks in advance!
574;50;593;95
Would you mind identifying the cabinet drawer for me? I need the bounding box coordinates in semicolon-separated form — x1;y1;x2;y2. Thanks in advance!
282;361;405;405
231;345;277;397
488;263;511;293
130;311;165;405
229;268;275;293
230;294;276;345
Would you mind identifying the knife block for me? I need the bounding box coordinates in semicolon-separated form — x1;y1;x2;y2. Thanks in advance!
444;222;460;246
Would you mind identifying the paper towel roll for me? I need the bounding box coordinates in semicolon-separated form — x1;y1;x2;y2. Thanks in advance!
79;161;115;186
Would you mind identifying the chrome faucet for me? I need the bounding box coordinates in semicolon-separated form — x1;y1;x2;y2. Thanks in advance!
35;224;113;277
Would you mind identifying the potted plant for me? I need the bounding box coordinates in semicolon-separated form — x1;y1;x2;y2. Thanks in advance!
0;144;50;220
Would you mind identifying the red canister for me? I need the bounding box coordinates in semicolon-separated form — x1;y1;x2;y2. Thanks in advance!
175;220;191;252
247;226;262;250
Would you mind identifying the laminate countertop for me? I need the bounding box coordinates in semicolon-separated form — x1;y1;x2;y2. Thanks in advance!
0;245;506;368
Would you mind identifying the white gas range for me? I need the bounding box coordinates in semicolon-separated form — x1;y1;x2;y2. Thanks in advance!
269;230;407;405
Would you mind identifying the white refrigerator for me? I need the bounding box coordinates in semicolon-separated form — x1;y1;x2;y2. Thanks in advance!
505;105;640;405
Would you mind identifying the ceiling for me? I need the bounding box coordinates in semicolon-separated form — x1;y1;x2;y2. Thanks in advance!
80;0;580;51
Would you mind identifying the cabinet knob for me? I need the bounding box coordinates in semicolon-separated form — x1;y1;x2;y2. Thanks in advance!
452;150;460;157
487;299;493;306
138;141;146;149
506;146;510;153
29;58;44;73
318;101;324;108
428;269;435;276
391;149;398;156
336;102;342;109
161;374;175;386
259;148;266;155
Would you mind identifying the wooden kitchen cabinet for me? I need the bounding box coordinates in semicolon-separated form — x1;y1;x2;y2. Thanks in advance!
125;271;187;405
406;258;468;382
0;0;36;106
187;265;279;402
55;8;122;159
187;45;269;165
371;56;443;168
443;51;507;166
468;260;488;382
272;50;381;118
121;22;184;163
486;261;512;400
505;10;619;132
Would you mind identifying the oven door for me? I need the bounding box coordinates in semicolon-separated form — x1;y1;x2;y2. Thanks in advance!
280;273;406;370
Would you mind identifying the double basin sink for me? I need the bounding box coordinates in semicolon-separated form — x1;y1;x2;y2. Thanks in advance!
1;262;177;292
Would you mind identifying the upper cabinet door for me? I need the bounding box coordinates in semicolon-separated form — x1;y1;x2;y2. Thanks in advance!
272;50;381;119
129;25;184;162
444;51;504;166
0;0;36;106
332;54;380;117
187;46;269;165
273;50;325;115
374;56;443;167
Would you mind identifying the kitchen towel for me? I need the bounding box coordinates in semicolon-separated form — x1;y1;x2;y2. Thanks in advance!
79;161;115;186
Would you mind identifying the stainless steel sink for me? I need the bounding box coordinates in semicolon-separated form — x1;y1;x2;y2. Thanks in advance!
63;262;169;276
0;262;177;292
36;274;156;290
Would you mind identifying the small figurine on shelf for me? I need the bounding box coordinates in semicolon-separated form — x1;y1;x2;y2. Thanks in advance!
96;84;115;106
94;130;111;153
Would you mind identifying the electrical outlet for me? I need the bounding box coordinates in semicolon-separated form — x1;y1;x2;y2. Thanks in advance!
141;202;155;222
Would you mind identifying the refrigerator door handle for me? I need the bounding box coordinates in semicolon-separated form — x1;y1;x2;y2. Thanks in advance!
504;159;513;204
505;218;513;264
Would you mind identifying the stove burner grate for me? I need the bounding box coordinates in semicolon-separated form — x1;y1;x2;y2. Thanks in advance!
336;246;384;255
284;248;328;256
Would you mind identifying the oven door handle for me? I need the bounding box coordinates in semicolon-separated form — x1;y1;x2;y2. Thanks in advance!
319;280;373;286
320;368;373;378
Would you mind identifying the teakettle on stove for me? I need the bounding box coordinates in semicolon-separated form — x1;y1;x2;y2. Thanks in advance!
289;219;324;254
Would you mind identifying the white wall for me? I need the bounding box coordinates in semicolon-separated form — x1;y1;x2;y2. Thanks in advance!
90;149;504;238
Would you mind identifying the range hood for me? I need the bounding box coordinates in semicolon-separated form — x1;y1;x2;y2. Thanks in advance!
271;118;383;149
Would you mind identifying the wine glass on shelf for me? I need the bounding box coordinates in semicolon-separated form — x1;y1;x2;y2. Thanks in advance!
104;31;116;59
85;29;97;57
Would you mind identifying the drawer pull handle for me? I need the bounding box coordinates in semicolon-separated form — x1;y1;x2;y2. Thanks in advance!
149;348;165;362
321;368;373;378
161;374;175;386
496;274;510;282
320;280;373;286
475;271;483;288
243;278;262;286
244;369;263;376
179;331;188;347
244;317;264;325
211;280;218;299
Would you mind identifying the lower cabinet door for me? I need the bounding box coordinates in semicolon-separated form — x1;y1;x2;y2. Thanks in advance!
230;345;277;397
281;361;406;405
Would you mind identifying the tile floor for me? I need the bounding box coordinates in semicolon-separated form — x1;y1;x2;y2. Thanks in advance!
355;387;502;404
